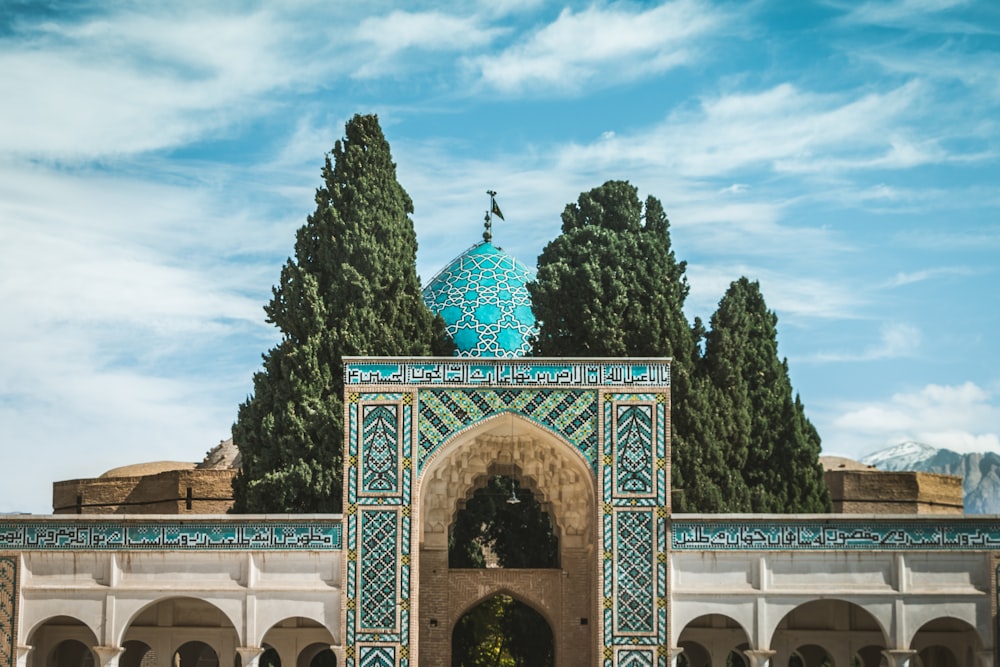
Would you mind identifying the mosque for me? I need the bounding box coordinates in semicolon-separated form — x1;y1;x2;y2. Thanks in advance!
1;226;997;667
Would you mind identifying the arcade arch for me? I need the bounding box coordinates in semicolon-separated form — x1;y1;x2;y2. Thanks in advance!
259;617;336;667
911;617;982;667
417;412;598;667
119;597;238;667
676;614;751;667
770;600;886;667
26;616;98;667
120;640;157;667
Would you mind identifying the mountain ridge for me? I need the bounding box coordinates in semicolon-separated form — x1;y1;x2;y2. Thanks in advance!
860;441;1000;514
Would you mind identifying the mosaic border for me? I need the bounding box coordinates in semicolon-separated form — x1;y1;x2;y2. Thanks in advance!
0;522;342;550
0;557;15;667
345;359;670;388
672;520;1000;551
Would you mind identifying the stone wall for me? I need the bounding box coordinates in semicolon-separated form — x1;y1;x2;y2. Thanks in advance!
825;469;964;514
52;469;236;514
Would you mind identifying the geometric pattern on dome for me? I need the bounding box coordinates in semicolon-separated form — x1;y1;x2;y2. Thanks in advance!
422;241;536;357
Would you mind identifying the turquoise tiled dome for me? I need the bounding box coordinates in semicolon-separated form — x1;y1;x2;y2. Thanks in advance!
422;242;536;357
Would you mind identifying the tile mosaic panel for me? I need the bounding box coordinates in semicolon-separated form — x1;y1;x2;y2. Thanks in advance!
671;520;1000;550
614;510;656;635
417;388;597;470
361;404;400;495
0;522;341;550
347;394;411;506
614;404;654;496
358;644;396;667
0;557;15;667
358;510;399;632
603;394;669;663
616;648;655;667
345;360;670;388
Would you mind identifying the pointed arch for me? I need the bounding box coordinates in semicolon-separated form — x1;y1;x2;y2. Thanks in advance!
417;411;598;549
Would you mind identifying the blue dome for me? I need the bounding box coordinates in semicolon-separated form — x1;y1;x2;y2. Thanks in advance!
422;242;536;357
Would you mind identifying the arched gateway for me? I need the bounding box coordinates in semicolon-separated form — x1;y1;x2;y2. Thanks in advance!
2;237;998;667
342;358;672;667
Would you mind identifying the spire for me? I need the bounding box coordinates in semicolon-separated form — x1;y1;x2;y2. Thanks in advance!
484;190;503;243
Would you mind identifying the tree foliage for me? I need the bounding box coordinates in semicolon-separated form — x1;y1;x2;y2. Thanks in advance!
231;114;450;513
701;277;830;512
449;475;559;569
528;180;736;511
529;180;828;512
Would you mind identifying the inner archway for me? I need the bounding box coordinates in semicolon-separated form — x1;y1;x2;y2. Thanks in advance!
451;594;554;667
418;414;598;667
449;474;559;569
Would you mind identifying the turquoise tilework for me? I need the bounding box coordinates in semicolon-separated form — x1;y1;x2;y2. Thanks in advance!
417;388;597;471
422;242;536;358
345;360;671;387
671;519;1000;550
0;522;341;550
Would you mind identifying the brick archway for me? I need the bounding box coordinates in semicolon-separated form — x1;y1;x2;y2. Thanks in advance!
416;413;597;667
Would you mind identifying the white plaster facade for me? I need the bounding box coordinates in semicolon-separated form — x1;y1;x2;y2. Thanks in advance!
4;516;997;667
7;529;344;667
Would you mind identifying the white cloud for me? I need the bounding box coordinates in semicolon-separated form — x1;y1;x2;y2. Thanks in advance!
822;381;1000;458
552;80;954;179
884;266;976;287
839;0;980;28
685;264;863;323
472;0;730;94
811;323;922;362
356;11;498;56
0;6;346;158
0;156;288;513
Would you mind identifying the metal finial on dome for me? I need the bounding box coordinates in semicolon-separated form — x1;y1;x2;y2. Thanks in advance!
484;190;503;243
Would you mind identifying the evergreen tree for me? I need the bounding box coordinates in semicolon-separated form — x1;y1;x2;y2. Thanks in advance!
702;277;830;513
231;114;450;513
528;181;741;511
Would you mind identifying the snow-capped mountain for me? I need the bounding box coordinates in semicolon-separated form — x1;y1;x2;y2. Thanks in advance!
860;441;1000;515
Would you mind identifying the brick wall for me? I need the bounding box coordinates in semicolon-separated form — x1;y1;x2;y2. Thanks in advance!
52;469;236;514
825;469;963;514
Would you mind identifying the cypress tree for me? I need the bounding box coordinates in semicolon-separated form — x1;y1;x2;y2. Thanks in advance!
231;114;450;513
528;180;738;511
702;277;830;513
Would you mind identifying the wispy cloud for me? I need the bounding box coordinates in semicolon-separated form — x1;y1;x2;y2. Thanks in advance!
823;381;1000;458
685;264;863;323
353;10;509;79
810;322;922;362
883;266;977;287
471;0;731;94
837;0;996;33
552;80;964;179
0;6;347;158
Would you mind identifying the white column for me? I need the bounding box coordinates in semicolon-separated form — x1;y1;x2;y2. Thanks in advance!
667;647;684;667
15;645;32;667
881;649;918;667
92;645;124;667
236;646;266;667
743;649;776;667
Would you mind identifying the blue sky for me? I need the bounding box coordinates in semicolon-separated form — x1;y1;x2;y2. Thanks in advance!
1;0;998;513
